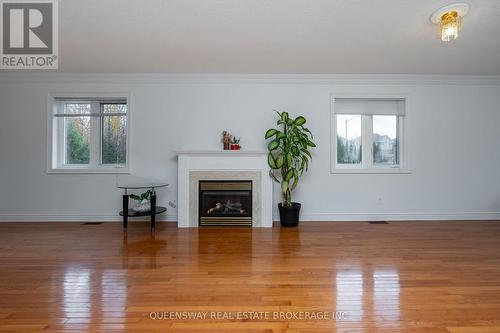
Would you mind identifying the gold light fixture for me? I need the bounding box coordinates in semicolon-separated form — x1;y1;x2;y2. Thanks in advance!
440;11;460;42
430;3;469;42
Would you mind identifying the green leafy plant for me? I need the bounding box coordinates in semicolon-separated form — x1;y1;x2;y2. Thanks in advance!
232;137;240;144
265;111;315;207
130;190;152;202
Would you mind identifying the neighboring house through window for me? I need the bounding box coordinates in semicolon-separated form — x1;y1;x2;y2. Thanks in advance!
331;97;408;173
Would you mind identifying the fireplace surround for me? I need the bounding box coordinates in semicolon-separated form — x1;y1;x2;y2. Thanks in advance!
176;151;273;228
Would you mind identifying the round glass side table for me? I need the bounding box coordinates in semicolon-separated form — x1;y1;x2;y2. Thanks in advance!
117;182;169;232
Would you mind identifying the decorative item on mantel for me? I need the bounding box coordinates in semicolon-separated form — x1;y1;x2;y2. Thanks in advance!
230;137;241;150
221;131;241;150
221;131;232;150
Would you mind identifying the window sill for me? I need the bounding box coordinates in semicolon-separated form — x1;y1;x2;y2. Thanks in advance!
47;167;130;175
331;168;411;174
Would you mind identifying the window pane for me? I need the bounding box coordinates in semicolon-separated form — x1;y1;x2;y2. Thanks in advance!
336;114;362;164
373;115;398;165
64;103;91;114
102;103;127;114
101;115;127;164
65;116;90;164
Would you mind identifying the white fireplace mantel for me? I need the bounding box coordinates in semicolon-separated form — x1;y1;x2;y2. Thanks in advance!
176;150;273;228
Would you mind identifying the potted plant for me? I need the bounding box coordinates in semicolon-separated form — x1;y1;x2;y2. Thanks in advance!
230;137;241;150
130;190;152;212
265;111;315;227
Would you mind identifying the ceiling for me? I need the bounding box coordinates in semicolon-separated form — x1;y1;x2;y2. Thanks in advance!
55;0;500;74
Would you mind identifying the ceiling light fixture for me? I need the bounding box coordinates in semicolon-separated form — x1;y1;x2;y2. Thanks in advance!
430;3;470;42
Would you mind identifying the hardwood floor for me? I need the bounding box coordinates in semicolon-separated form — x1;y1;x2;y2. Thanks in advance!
1;221;500;332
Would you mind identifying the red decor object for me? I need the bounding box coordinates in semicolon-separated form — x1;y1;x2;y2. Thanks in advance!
221;131;241;150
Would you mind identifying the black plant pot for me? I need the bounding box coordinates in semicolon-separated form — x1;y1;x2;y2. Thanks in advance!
278;202;301;227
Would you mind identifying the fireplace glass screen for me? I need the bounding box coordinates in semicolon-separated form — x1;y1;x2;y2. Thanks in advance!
199;181;252;226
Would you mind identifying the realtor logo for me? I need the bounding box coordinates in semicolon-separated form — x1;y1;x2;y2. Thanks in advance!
1;0;58;69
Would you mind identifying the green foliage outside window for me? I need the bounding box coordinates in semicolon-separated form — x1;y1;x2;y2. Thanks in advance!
101;115;127;164
66;121;89;164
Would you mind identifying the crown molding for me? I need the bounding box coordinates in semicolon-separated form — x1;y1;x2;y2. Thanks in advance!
1;73;500;85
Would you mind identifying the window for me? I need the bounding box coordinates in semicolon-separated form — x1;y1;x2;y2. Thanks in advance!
332;97;407;173
48;95;129;173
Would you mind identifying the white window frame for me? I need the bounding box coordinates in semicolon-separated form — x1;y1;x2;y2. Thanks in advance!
47;92;132;174
330;94;410;174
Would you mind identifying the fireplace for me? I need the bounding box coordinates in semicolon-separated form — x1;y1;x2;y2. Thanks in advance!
199;180;252;226
177;151;272;228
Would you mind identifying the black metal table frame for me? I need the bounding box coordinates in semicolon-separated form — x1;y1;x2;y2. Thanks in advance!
118;183;168;233
122;189;157;232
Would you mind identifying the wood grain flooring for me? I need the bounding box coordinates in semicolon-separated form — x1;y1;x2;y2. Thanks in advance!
0;221;500;332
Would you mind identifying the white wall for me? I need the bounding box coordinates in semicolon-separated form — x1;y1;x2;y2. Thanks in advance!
1;74;500;222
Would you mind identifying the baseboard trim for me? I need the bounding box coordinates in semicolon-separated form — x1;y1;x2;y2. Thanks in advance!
274;212;500;222
1;212;499;222
0;213;178;222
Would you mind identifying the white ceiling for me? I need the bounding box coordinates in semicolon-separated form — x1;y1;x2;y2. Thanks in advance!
57;0;500;74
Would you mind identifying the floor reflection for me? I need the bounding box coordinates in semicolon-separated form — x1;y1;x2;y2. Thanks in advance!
373;268;400;325
335;266;400;327
63;267;90;328
336;268;364;322
100;270;127;330
121;233;166;269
